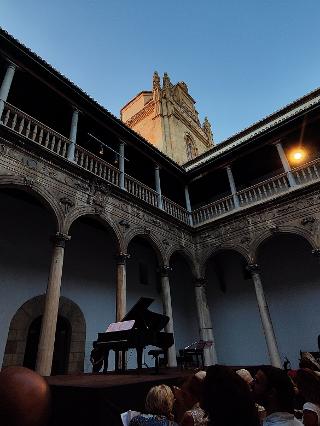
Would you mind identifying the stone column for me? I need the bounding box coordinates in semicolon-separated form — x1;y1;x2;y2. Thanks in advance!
275;142;296;187
184;185;193;226
36;233;70;376
160;266;177;367
67;109;79;161
119;141;125;190
226;165;240;208
154;164;163;209
116;253;129;322
0;62;16;121
247;264;282;367
194;278;218;365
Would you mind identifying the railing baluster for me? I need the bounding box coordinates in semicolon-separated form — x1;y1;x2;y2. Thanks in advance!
32;124;38;141
25;120;31;138
3;109;10;126
18;117;24;134
44;132;50;148
57;138;62;155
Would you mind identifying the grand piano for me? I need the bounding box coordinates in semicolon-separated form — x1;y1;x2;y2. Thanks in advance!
91;297;174;372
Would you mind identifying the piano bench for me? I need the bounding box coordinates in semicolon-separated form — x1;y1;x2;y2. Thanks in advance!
148;349;165;374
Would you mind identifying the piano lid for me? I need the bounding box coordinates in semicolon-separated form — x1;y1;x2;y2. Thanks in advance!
122;297;169;332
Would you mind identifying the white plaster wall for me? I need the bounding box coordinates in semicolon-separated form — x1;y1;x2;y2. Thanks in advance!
0;190;54;368
258;234;320;368
206;251;269;366
61;219;117;372
169;255;199;353
126;238;163;369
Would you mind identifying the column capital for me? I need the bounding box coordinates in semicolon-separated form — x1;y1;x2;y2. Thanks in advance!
116;253;130;265
159;265;171;277
312;248;320;257
194;277;207;287
51;233;70;248
246;263;260;274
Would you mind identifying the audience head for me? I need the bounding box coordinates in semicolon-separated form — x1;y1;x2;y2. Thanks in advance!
145;384;175;420
202;365;260;426
237;369;254;387
252;366;295;414
181;370;206;405
296;368;320;405
0;366;51;426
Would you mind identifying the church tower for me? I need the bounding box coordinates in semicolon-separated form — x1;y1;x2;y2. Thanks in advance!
120;72;214;165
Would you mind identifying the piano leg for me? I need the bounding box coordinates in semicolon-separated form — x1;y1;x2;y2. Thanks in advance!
115;350;120;372
121;350;126;371
136;347;143;372
103;349;110;373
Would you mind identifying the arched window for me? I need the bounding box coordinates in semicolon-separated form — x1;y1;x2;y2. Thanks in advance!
185;134;198;161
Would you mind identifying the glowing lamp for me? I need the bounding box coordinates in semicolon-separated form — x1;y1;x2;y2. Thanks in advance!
291;149;306;162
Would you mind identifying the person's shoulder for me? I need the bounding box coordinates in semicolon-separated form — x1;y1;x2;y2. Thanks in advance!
293;416;304;425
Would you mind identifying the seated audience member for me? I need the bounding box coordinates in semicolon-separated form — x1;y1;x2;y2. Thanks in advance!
129;384;178;425
202;365;260;426
173;371;208;425
299;353;320;372
0;366;51;426
237;368;266;421
252;365;303;426
296;368;320;426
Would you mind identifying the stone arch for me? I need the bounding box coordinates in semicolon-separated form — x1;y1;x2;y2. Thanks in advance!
167;246;197;277
125;229;165;266
0;174;63;232
2;295;86;373
200;244;251;277
64;206;124;252
251;226;317;263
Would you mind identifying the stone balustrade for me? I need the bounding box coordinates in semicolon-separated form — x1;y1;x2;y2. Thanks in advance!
2;101;320;227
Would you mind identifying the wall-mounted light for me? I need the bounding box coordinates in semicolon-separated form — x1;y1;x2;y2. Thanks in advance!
99;145;104;155
290;148;306;163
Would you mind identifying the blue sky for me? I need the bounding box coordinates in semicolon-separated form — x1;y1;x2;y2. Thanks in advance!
1;0;320;143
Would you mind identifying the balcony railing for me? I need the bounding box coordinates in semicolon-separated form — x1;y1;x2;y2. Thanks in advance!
2;101;320;228
192;159;320;225
0;102;190;223
2;102;70;158
125;174;159;208
75;145;120;186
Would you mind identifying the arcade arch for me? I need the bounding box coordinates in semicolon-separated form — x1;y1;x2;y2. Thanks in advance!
256;232;320;367
205;249;269;365
169;251;199;354
0;187;57;369
62;215;120;372
2;295;85;374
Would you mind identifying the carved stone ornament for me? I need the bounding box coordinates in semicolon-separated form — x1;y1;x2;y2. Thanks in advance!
311;248;320;258
23;177;35;187
194;277;207;287
119;219;130;229
301;216;316;226
59;197;74;214
22;156;37;170
159;265;171;277
75;180;91;192
0;144;10;155
116;253;130;265
246;263;260;274
51;232;71;248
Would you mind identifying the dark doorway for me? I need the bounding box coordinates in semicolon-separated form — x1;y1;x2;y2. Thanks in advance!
23;315;71;375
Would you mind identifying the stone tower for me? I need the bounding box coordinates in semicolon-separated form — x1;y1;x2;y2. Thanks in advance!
120;72;214;165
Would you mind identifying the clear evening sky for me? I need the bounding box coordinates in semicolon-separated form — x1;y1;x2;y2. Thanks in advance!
1;0;320;143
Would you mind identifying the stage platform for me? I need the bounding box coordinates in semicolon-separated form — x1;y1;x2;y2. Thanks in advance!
46;368;192;426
